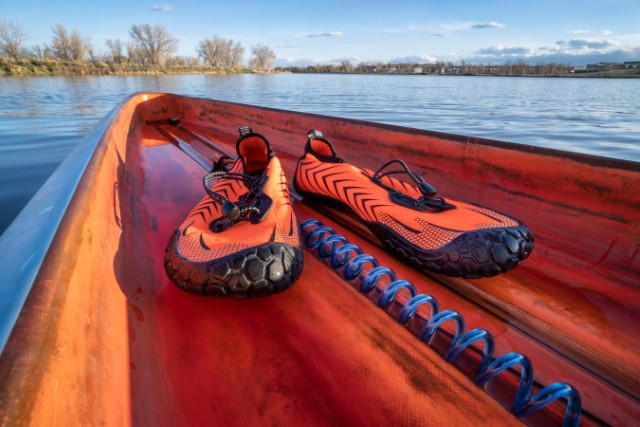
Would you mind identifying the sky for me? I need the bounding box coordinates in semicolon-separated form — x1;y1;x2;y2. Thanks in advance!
3;0;640;66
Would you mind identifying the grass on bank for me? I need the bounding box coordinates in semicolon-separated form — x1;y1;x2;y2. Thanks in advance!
573;68;640;78
2;57;639;78
0;58;249;76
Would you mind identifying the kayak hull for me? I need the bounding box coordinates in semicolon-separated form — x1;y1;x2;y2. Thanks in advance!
0;93;638;426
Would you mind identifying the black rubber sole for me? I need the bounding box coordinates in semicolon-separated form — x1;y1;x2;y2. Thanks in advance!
164;232;304;298
294;183;533;279
367;222;533;279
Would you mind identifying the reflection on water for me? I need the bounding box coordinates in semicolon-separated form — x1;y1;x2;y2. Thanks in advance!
0;74;639;234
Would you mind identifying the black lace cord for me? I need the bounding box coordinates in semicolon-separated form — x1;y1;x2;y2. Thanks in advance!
203;170;263;227
371;159;446;207
373;159;423;188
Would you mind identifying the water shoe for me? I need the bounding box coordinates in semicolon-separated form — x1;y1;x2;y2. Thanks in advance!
294;130;533;278
165;128;303;296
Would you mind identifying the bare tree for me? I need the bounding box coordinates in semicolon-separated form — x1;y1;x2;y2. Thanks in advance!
249;44;275;72
227;40;244;69
185;56;200;67
25;44;46;59
458;59;467;74
469;63;486;75
50;24;70;60
126;42;143;64
129;24;178;66
503;61;513;76
0;21;28;61
50;24;90;61
87;44;103;64
197;35;245;69
71;31;97;61
167;55;186;66
340;59;354;73
513;60;528;76
106;38;125;64
197;35;227;67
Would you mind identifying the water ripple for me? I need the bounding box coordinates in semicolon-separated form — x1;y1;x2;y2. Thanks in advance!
0;74;639;234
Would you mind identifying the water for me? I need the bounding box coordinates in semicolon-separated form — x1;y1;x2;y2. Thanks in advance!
1;74;639;235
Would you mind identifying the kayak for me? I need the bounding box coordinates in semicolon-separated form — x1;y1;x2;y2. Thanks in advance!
0;92;638;426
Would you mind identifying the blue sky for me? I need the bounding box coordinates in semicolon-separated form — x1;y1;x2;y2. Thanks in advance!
4;0;640;66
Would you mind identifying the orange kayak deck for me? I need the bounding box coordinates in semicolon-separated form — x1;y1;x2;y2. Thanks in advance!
0;93;638;426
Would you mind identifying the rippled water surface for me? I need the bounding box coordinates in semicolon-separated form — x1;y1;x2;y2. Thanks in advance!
1;74;639;234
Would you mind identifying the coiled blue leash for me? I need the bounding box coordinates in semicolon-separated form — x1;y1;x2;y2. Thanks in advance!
302;219;581;427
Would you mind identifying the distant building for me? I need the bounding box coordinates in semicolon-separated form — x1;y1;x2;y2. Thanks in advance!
623;61;640;69
413;66;423;74
586;62;623;71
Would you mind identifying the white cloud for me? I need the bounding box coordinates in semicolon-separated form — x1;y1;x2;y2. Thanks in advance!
307;31;343;38
274;57;352;67
274;58;317;67
151;4;172;11
478;37;625;60
477;46;532;56
563;39;618;50
472;34;639;65
381;22;415;33
390;53;440;63
470;48;640;66
382;20;504;35
567;29;615;36
440;22;478;32
613;32;640;45
471;21;506;29
566;29;591;35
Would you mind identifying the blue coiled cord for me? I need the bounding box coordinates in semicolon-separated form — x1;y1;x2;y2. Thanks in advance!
302;219;581;427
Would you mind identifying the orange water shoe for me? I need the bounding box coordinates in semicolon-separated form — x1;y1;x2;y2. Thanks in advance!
165;128;303;297
294;130;533;279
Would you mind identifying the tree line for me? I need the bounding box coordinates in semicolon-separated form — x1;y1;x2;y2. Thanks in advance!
4;20;629;78
0;20;276;72
278;59;574;77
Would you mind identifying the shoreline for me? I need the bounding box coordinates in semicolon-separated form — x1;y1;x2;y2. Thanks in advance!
2;59;639;78
3;70;638;79
0;59;252;77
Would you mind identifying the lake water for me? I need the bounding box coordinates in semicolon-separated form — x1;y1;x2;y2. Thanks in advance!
0;74;639;235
